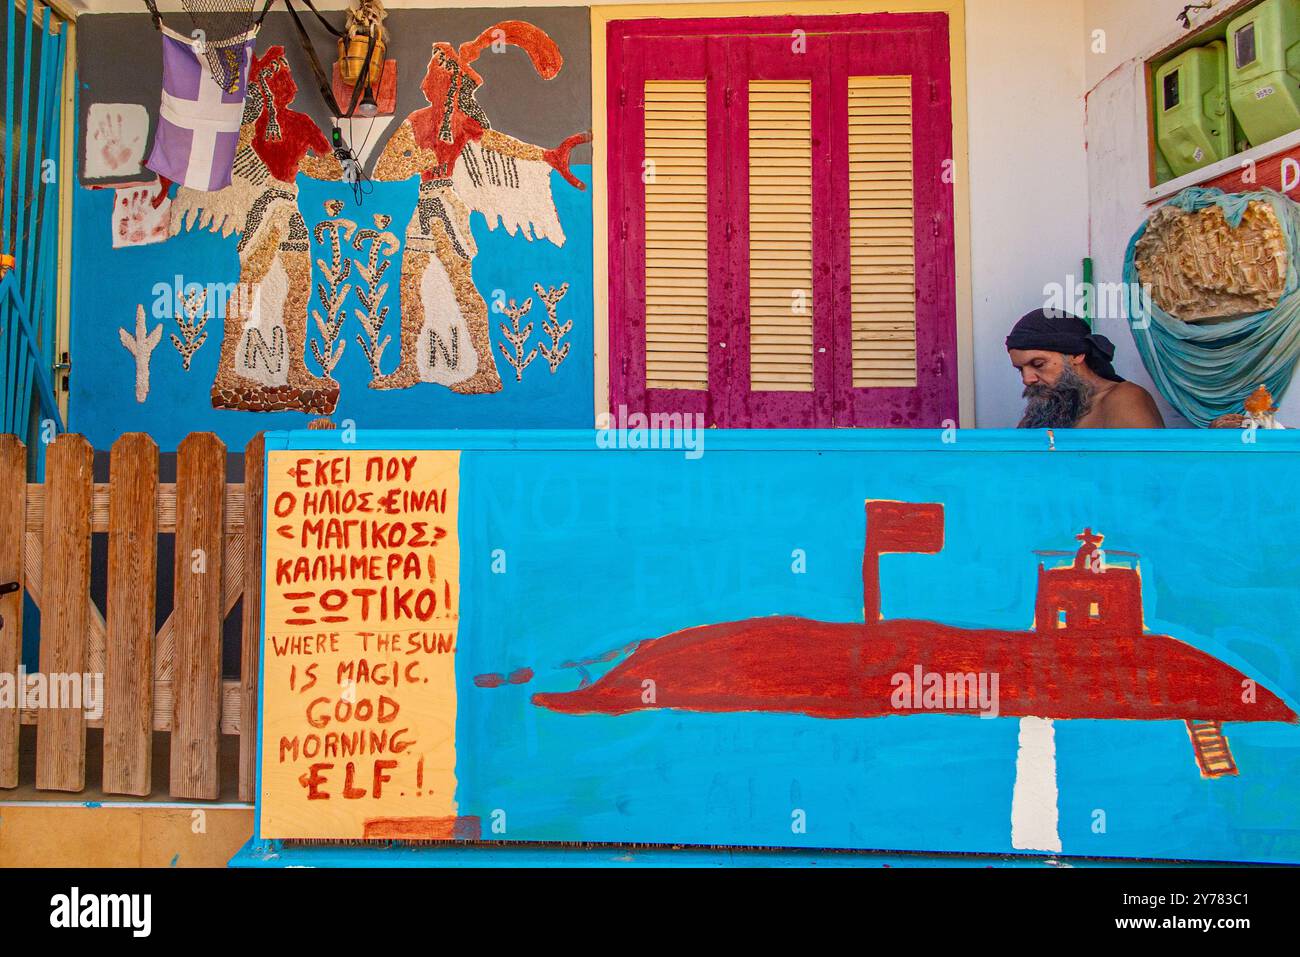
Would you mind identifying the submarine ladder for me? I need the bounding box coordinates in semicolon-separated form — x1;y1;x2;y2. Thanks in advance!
1185;719;1238;778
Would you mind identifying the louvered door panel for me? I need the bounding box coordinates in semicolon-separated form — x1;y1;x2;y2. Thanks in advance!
848;75;917;388
748;81;815;393
610;15;956;429
644;80;710;391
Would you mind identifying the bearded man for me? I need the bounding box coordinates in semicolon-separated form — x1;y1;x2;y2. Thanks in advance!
1005;310;1164;429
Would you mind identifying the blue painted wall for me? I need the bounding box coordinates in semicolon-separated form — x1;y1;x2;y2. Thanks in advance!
69;168;594;451
264;430;1300;864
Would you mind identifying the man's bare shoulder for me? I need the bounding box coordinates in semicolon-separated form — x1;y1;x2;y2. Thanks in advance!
1095;381;1165;428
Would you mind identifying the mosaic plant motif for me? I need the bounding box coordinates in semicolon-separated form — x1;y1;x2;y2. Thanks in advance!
352;213;401;380
170;287;209;371
119;304;164;402
311;211;357;379
497;296;537;382
535;281;571;373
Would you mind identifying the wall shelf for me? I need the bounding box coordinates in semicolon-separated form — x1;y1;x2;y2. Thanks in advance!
1143;0;1300;194
1146;126;1300;203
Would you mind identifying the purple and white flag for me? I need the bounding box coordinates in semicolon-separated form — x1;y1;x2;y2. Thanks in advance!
145;27;255;192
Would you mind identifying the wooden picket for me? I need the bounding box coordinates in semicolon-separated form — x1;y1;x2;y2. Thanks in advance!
35;433;92;791
239;433;264;803
103;433;159;796
0;436;25;788
0;431;264;801
170;433;226;800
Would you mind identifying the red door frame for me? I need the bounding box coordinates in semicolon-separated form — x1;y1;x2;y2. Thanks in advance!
608;13;958;428
608;33;720;424
834;23;957;426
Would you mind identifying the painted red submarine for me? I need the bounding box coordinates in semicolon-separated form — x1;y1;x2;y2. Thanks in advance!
532;501;1298;777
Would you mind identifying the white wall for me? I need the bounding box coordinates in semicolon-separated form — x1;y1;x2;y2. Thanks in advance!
965;0;1090;426
1082;37;1185;423
1083;0;1207;428
1084;0;1211;89
1083;0;1300;425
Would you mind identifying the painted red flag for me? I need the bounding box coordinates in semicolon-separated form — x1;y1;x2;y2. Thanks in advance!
866;501;944;553
864;502;944;623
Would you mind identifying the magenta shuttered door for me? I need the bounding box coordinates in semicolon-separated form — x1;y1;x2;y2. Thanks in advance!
608;13;958;427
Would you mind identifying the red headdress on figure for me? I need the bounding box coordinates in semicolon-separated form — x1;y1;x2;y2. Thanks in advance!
247;45;297;143
243;45;330;182
411;21;566;179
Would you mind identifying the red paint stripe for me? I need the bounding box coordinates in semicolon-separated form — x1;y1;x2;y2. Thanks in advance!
532;615;1297;723
362;815;482;841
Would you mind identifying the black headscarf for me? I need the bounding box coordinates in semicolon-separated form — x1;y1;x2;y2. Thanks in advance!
1005;309;1124;383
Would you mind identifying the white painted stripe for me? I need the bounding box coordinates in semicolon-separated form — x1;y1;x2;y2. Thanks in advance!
183;125;217;192
158;90;244;130
158;79;243;190
1011;716;1062;853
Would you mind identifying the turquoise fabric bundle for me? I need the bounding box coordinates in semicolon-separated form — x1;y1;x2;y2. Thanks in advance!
1123;186;1300;427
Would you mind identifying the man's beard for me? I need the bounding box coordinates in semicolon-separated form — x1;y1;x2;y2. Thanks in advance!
1019;363;1094;428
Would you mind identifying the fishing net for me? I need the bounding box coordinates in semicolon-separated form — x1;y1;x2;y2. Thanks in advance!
144;0;261;92
184;0;261;91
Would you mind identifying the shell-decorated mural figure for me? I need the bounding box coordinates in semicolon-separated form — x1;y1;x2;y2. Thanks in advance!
170;45;345;414
370;20;591;395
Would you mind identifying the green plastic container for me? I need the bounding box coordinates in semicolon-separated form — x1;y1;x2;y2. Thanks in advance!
1227;0;1300;147
1154;41;1232;177
1155;142;1175;184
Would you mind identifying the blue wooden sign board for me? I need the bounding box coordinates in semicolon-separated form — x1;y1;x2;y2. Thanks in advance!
234;429;1300;867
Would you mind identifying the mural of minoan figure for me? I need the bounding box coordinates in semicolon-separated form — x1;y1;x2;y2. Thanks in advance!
371;20;590;394
170;46;343;414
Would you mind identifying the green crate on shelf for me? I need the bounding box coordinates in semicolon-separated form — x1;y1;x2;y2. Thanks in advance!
1155;143;1175;183
1228;0;1300;147
1155;40;1232;177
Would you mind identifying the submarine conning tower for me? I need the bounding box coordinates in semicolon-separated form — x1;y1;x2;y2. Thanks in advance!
1034;528;1142;637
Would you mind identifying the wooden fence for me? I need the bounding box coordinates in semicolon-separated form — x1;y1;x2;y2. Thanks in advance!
0;431;264;801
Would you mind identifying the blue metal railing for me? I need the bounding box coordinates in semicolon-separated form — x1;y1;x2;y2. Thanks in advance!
1;1;67;448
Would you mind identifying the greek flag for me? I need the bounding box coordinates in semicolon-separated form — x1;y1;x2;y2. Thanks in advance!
145;26;255;192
